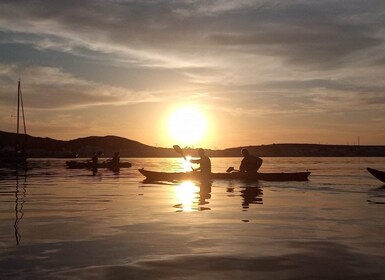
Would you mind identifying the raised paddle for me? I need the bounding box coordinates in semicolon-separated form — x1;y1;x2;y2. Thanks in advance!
173;145;186;160
173;145;194;171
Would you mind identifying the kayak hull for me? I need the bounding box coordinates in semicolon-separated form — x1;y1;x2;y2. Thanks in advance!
66;160;132;169
367;168;385;183
139;168;311;182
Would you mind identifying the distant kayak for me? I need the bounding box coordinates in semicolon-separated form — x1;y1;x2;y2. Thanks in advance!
138;168;311;182
66;160;132;169
367;168;385;183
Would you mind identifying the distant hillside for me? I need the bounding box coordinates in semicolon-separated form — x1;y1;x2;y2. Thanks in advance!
0;130;173;157
65;135;172;157
1;130;385;157
212;144;385;157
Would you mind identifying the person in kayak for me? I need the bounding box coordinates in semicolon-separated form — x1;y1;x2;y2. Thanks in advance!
239;148;263;172
191;148;211;176
91;151;103;167
110;152;120;165
91;152;99;166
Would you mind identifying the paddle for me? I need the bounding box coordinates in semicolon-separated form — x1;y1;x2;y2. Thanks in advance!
173;145;194;171
173;145;186;160
226;166;239;173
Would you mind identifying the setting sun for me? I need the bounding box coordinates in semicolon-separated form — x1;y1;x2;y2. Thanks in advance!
167;106;208;147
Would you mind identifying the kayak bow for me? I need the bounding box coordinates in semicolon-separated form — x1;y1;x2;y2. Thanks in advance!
367;168;385;183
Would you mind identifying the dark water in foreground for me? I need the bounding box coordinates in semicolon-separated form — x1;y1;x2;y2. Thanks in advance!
0;157;385;279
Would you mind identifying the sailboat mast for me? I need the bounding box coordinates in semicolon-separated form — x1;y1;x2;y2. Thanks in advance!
16;81;21;150
15;80;26;151
19;82;27;136
17;81;20;136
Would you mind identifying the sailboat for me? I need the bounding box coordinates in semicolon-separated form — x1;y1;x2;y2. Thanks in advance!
0;81;27;164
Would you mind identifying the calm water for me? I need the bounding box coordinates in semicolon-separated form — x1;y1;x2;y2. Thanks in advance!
0;157;385;279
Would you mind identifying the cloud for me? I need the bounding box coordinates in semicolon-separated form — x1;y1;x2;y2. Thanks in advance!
0;0;384;144
209;22;381;69
0;64;160;110
1;0;384;72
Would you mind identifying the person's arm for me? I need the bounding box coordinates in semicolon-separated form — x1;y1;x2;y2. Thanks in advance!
190;158;202;171
256;157;263;171
190;158;200;164
239;158;246;172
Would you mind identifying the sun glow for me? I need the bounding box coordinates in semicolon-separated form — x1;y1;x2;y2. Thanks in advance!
167;106;208;147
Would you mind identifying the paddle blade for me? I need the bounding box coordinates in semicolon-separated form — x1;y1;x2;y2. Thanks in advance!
226;167;235;173
173;145;183;154
173;145;187;160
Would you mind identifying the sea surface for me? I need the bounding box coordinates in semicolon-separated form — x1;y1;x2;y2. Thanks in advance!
0;157;385;279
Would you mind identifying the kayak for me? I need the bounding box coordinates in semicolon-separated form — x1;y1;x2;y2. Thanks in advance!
138;168;311;182
66;160;132;169
367;168;385;183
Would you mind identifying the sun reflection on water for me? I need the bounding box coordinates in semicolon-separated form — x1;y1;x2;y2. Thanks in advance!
173;181;199;212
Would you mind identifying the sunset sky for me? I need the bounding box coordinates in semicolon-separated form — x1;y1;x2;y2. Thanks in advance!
0;0;384;149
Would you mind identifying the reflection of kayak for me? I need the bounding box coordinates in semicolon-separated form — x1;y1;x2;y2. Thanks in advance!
367;168;385;183
66;160;132;169
138;168;311;182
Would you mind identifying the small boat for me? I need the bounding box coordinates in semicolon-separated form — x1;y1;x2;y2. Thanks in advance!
66;160;132;169
367;168;385;183
138;168;311;182
0;81;27;165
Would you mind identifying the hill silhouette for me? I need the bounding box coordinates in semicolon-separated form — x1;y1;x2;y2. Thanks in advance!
1;130;385;158
0;130;171;157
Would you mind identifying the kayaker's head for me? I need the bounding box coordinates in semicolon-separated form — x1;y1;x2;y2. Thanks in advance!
198;148;205;157
241;148;249;157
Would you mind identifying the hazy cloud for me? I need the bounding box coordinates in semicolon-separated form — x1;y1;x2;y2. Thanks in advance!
209;22;381;68
0;64;160;110
1;0;384;71
0;0;384;144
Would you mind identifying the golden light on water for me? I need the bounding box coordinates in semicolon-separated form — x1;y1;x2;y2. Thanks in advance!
167;106;208;147
182;155;193;172
174;181;198;212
